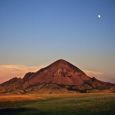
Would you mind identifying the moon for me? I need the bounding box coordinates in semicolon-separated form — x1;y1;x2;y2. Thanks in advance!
97;14;101;19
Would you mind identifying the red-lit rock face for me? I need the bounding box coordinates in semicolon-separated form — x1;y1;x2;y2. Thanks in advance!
24;59;90;87
0;59;114;93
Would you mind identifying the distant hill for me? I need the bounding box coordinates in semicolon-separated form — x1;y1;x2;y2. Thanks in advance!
0;59;115;94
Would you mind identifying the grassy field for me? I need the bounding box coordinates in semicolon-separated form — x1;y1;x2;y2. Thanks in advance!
0;93;115;115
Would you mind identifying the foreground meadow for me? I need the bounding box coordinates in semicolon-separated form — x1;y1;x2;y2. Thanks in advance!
0;93;115;115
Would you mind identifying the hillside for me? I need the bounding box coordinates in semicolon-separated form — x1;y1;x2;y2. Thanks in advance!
0;59;114;94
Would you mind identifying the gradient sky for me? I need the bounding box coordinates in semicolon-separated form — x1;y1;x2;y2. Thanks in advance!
0;0;115;83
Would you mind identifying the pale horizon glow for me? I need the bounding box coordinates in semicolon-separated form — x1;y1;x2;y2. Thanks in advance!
0;64;44;83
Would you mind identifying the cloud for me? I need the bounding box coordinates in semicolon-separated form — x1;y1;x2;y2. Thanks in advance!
84;70;103;77
84;70;115;83
0;64;44;83
84;69;105;81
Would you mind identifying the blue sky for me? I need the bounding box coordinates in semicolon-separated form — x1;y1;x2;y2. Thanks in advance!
0;0;115;82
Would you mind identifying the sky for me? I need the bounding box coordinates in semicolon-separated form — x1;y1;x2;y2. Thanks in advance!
0;0;115;83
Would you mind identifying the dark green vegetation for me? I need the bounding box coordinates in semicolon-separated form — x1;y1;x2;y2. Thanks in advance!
0;93;115;115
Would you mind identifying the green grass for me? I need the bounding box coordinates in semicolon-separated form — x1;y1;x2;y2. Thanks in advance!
0;93;115;115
